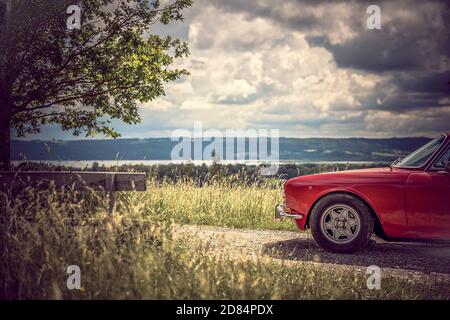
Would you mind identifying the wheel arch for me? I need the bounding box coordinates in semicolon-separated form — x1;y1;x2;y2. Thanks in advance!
305;190;386;238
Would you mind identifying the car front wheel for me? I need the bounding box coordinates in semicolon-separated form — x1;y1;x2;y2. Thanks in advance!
310;193;374;253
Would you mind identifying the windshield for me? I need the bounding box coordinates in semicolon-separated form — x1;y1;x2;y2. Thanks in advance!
394;134;446;168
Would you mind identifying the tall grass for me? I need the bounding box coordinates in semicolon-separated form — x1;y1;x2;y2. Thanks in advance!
118;175;297;231
1;181;449;299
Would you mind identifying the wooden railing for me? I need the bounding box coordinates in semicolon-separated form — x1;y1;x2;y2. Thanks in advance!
0;171;147;214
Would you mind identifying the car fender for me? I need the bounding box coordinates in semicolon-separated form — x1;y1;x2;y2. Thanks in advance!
304;186;383;227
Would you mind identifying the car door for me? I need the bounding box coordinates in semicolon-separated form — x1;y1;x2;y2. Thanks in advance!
405;143;450;239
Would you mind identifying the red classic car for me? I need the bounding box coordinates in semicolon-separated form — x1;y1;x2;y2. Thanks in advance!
276;132;450;253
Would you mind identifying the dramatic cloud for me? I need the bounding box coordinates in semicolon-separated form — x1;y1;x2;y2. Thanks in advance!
31;0;450;139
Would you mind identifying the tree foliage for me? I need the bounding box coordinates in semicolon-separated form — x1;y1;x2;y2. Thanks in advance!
0;0;192;138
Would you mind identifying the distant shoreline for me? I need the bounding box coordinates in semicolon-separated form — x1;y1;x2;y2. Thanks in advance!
11;137;429;163
12;160;388;168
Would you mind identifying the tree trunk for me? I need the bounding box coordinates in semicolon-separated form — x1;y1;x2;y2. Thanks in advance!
0;0;12;171
0;114;10;171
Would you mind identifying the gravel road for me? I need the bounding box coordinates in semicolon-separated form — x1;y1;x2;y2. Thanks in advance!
174;224;450;282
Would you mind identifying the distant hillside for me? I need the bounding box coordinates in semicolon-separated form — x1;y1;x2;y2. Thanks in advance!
11;137;431;162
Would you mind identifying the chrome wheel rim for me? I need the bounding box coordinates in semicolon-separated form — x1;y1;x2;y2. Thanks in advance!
320;204;361;244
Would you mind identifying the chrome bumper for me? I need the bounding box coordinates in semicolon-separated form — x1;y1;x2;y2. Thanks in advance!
275;204;304;220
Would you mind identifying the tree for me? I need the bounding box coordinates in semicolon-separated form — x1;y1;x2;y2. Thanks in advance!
0;0;192;170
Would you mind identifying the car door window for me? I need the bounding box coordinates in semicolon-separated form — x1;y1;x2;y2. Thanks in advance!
433;146;450;169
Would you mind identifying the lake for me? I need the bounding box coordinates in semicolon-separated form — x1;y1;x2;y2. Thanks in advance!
12;160;384;168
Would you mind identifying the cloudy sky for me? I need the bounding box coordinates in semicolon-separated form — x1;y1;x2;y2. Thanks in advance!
34;0;450;139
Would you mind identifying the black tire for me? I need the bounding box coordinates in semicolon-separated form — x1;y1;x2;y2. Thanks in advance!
310;193;374;253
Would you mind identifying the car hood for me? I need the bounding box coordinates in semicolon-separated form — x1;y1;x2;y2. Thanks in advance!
286;167;412;186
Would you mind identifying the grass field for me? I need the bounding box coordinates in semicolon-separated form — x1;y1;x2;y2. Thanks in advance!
119;177;297;232
1;178;450;299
